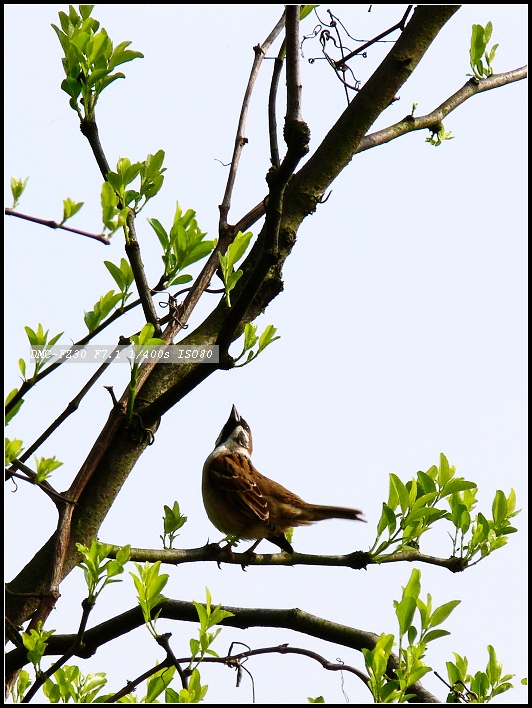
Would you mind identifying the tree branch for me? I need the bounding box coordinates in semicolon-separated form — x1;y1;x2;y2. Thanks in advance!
124;210;161;337
6;601;440;703
219;9;287;231
357;67;528;154
103;543;467;573
4;208;110;245
283;5;462;223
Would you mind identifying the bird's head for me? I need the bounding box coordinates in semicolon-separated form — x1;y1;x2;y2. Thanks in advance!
215;405;253;455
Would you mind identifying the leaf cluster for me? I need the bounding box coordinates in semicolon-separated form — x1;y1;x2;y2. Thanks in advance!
19;324;64;382
371;453;519;566
52;5;143;121
43;665;107;703
106;151;166;216
218;230;253;306
161;501;188;550
469;22;499;80
130;560;169;638
363;568;462;702
148;203;217;288
446;646;516;703
10;177;28;209
76;540;130;603
189;588;234;668
21;622;55;673
233;322;281;367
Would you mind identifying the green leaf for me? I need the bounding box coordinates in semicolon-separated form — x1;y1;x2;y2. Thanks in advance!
492;490;508;524
395;595;416;637
403;568;421;599
441;479;477;496
470;24;487;66
10;176;29;208
145;666;176;703
417;470;437;495
389;473;410;514
148;217;170;248
423;628;450;644
168;273;193;287
376;502;397;537
226;230;253;269
5;390;24;425
429;600;461;628
258;324;281;352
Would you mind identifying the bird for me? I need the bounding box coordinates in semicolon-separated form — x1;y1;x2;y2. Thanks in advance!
202;405;365;554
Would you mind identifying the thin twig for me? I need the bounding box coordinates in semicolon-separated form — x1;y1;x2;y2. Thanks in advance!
219;9;286;231
216;6;310;355
22;599;96;703
18;353;122;462
4;208;110;245
285;7;303;123
333;5;414;69
6;460;70;507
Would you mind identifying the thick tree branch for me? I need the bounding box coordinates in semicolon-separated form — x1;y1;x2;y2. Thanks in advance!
5;601;440;703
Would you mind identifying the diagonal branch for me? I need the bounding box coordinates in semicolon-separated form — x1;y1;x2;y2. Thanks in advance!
356;66;528;153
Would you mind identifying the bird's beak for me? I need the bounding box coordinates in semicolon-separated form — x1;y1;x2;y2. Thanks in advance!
230;405;240;424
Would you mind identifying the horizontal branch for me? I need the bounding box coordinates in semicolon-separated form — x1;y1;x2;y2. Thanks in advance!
104;542;467;572
357;66;528;153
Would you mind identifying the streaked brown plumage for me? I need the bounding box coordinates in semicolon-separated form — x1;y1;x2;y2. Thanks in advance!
202;406;365;553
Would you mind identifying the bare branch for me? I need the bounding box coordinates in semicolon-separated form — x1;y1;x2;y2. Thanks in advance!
357;67;528;153
4;208;109;245
124;210;161;337
219;9;286;230
268;48;285;169
79;119;111;180
285;6;303;123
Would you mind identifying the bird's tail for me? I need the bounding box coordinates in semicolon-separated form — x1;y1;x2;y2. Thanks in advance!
304;504;365;523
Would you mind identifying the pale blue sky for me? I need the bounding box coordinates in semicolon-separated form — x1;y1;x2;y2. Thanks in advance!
5;5;527;703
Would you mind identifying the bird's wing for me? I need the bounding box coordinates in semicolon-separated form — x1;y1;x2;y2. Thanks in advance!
208;452;271;525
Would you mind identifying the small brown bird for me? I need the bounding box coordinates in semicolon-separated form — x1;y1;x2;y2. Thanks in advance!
202;406;365;554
